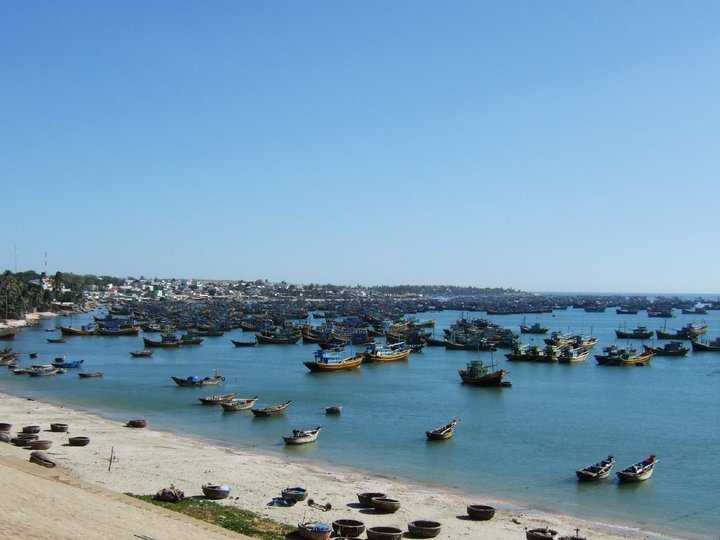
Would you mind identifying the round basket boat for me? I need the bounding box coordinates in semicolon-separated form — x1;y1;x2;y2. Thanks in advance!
68;436;90;447
11;437;31;446
369;496;401;514
366;526;404;540
297;522;332;540
0;432;10;443
30;439;53;450
282;487;308;501
408;520;442;538
332;519;365;537
357;491;386;507
526;527;559;540
22;425;41;434
0;422;12;432
202;484;231;500
16;433;39;441
467;504;495;520
126;419;148;428
50;423;69;432
29;451;56;468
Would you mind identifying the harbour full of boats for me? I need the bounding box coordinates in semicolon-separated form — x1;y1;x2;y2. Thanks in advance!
2;296;720;538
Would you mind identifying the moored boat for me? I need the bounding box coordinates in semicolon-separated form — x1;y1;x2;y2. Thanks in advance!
615;325;653;340
231;338;257;347
171;374;225;387
303;349;363;372
458;359;510;386
616;454;658;482
130;350;153;357
690;337;720;352
594;345;652;366
283;425;322;445
362;342;411;363
643;341;689;357
221;396;259;411
78;371;104;378
576;455;615;481
426;418;458;440
198;392;238;405
251;400;292;417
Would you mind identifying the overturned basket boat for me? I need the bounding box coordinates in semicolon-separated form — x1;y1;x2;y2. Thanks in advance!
126;419;148;428
526;527;559;540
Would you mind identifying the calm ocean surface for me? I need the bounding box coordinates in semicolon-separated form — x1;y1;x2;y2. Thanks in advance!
3;307;719;538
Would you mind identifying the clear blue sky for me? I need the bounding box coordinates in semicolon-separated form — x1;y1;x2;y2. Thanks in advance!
2;2;719;293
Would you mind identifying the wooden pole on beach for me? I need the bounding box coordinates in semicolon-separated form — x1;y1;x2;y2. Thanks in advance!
108;446;115;471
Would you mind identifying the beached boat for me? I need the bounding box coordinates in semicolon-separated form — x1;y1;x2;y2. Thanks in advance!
297;522;332;540
594;345;652;366
303;349;363;372
366;526;403;540
130;350;153;357
616;454;659;482
171;374;225;387
407;520;442;539
643;341;689;357
251;400;292;417
78;371;104;378
282;486;308;501
283;425;322;445
332;518;365;538
526;527;558;540
690;337;720;352
466;504;495;520
126;419;148;428
576;455;615;481
221;396;259;411
202;484;232;499
458;359;510;386
615;325;653;340
368;496;401;513
198;392;238;405
362;342;411;363
426;418;458;440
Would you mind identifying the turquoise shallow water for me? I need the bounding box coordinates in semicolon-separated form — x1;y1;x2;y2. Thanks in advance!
3;307;719;538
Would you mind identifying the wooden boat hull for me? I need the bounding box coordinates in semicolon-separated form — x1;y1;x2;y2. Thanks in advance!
256;333;301;345
362;349;411;363
303;355;363;372
426;419;458;440
130;350;153;357
283;426;322;445
171;375;225;387
221;397;259;411
458;369;507;386
576;456;615;481
595;353;652;366
144;337;181;347
251;400;292;417
59;326;97;336
231;339;257;347
97;326;141;336
690;339;720;352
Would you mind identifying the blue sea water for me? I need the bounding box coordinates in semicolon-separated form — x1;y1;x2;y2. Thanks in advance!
2;307;719;539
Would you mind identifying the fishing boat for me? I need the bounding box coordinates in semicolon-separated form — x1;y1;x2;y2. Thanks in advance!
643;341;689;357
324;406;342;414
220;396;259;411
78;371;104;378
556;346;589;364
27;364;61;377
59;324;98;336
130;350;153;357
251;400;292;417
231;338;257;347
283;425;322;445
46;337;67;344
51;358;84;369
426;418;458;440
520;321;549;334
198;392;238;405
171;374;225;387
303;349;363;372
179;332;204;345
143;333;182;347
362;342;411;363
576;455;615;481
690;337;720;352
616;454;659;482
458;359;510;387
96;325;142;336
615;325;653;340
594;345;652;366
255;328;302;345
656;322;708;340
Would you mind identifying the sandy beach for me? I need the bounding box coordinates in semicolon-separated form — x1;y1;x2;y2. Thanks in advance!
0;391;681;540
